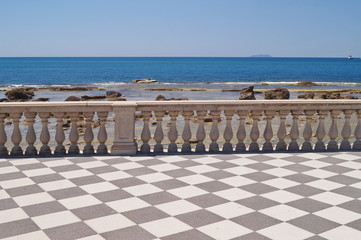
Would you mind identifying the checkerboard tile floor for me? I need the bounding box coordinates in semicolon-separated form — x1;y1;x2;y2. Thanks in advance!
1;152;361;240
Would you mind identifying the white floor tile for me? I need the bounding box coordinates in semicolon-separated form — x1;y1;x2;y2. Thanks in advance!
258;222;313;240
300;160;331;168
32;211;80;229
80;182;118;194
303;169;337;179
137;172;172;183
310;192;353;205
0;208;28;224
214;188;255;201
39;179;76;191
224;166;257;175
77;161;107;169
198;220;252;240
168;186;208;199
261;190;303;203
263;168;297;177
107;197;150;212
13;192;55;207
140;217;192;238
1;230;51;240
98;171;132;181
193;157;223;164
207;202;254;218
42;160;73;167
123;184;163;196
0;178;35;189
148;163;180;172
23;168;56;177
260;205;308;221
262;178;299;189
0;166;19;174
59;195;102;209
60;169;93;179
314;206;361;224
219;176;256;187
306;179;344;191
113;162;143;170
156;200;201;216
178;174;213;185
85;214;135;233
320;226;361;240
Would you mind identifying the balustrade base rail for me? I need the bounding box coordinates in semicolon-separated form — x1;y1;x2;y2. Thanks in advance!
0;100;360;157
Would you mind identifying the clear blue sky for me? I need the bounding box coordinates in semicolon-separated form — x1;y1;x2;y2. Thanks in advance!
0;0;360;57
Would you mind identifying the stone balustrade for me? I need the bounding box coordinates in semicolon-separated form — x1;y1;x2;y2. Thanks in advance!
0;100;361;157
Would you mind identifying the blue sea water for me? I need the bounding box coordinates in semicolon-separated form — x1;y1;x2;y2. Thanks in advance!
0;57;360;86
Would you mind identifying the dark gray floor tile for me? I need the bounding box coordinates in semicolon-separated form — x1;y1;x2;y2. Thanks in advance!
187;193;228;208
162;229;214;240
6;184;43;197
93;189;133;202
102;158;129;165
240;183;278;195
232;232;272;240
236;196;279;211
50;164;82;173
31;173;64;184
332;186;361;198
285;173;318;183
289;214;340;234
48;187;88;200
325;175;361;185
162;169;195;178
321;165;354;173
22;201;67;217
304;236;328;240
346;219;361;231
44;222;96;240
139;191;179;205
246;163;275;171
209;161;239;169
287;198;332;213
122;206;169;224
242;172;277;182
16;163;47;171
0;198;18;211
285;185;324;197
338;200;361;214
203;170;236;180
176;209;224;228
70;175;104;186
124;167;156;176
284;164;314;172
72;204;116;220
111;177;146;188
0;171;27;181
246;155;275;161
282;156;312;163
0;219;40;239
153;179;188;190
87;165;119;174
195;181;233;192
137;159;165;166
173;160;201;168
231;212;281;231
101;225;156;240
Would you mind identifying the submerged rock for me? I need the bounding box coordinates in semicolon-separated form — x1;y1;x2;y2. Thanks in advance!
132;78;157;83
264;88;290;99
33;98;49;102
239;86;256;100
49;86;104;91
296;81;319;86
298;93;315;99
106;91;122;98
5;89;34;100
65;96;81;101
155;95;188;101
81;95;106;100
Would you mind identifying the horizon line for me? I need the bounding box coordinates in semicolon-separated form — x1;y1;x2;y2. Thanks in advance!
0;56;357;58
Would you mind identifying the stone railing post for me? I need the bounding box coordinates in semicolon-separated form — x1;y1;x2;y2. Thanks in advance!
236;111;247;152
340;110;352;150
111;103;137;155
353;110;361;150
263;110;275;152
249;110;262;152
181;111;193;153
140;111;152;154
0;113;8;156
209;110;220;152
288;110;302;151
10;113;23;156
327;110;341;151
315;110;328;151
24;112;37;156
276;110;288;151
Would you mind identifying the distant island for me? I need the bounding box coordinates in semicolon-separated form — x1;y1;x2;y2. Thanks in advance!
250;54;272;58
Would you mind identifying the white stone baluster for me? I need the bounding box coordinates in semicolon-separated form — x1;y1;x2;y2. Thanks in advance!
140;111;151;153
10;113;23;156
263;110;275;152
54;112;66;155
340;110;352;150
168;111;179;153
302;110;314;151
249;110;262;152
0;113;8;156
196;110;207;153
223;110;234;152
154;111;165;153
83;112;94;155
39;112;51;155
288;110;301;151
276;110;288;151
97;112;108;154
353;110;361;150
327;110;341;150
181;111;193;153
209;110;220;152
25;112;37;156
68;112;80;155
315;110;328;151
236;111;246;152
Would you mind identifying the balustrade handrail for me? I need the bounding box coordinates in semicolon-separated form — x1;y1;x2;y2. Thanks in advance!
0;100;361;157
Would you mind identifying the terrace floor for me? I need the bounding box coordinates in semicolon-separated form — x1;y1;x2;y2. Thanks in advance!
1;152;361;240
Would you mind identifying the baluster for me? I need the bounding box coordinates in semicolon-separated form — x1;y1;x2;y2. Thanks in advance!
327;110;341;150
168;111;179;153
249;110;262;152
263;110;275;152
340;110;352;150
195;110;207;153
288;110;301;151
236;111;246;152
181;111;193;153
39;112;51;155
10;113;23;156
0;113;8;156
140;111;151;153
353;110;361;150
209;110;220;152
301;110;314;151
276;110;288;151
223;110;234;152
25;112;37;156
54;112;66;155
154;111;165;153
83;112;94;155
315;110;328;151
68;112;80;155
97;112;108;154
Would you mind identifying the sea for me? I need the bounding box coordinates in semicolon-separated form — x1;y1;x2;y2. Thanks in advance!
0;57;360;101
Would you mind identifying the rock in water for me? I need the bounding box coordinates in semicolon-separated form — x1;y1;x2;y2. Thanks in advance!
298;93;315;99
106;91;122;98
239;86;256;100
5;89;34;100
264;88;290;99
155;95;188;101
33;98;49;102
81;95;106;100
132;78;157;83
65;96;81;101
296;81;319;86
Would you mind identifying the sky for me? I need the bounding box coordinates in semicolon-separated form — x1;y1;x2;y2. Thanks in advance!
0;0;360;57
